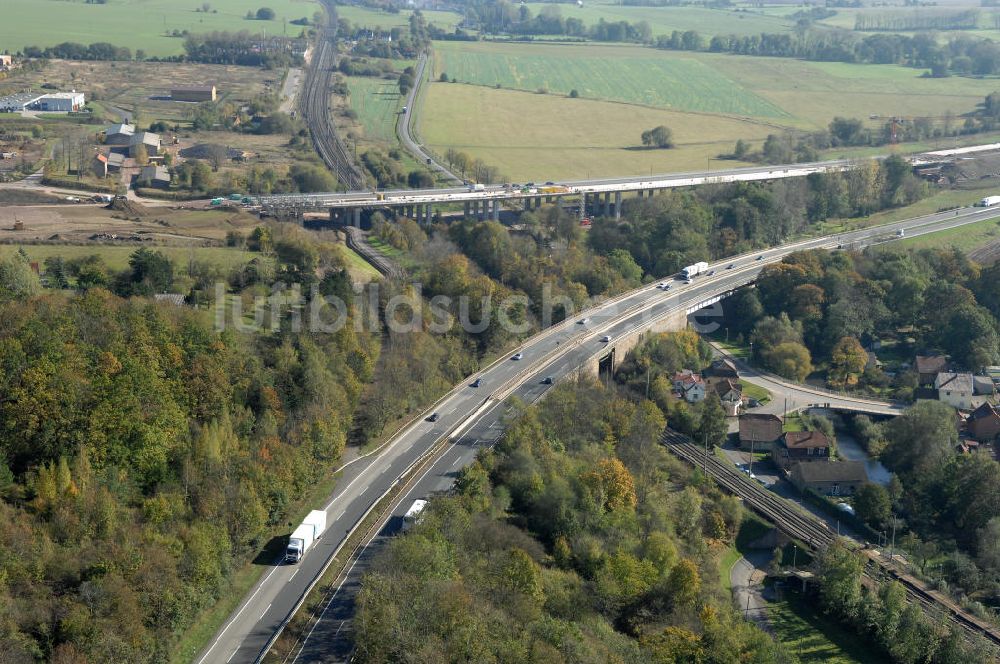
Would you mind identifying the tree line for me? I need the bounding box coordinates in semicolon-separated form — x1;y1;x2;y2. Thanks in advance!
854;9;981;32
354;378;792;662
0;229;377;661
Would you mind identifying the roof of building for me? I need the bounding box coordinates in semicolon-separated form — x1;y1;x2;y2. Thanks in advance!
95;153;108;164
936;372;974;393
916;355;948;374
739;413;783;440
140;164;170;182
713;378;742;397
106;152;125;166
130;131;160;147
784;430;830;449
709;358;739;375
39;91;84;100
967;402;1000;422
106;123;135;136
792;460;868;484
171;85;216;92
973;376;996;396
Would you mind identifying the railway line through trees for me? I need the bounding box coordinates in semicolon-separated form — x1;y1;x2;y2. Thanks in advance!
661;428;1000;651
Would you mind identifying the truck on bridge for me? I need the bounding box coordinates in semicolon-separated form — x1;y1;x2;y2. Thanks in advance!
681;261;709;280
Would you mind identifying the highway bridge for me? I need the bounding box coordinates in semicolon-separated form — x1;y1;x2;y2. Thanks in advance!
260;160;856;225
195;203;1000;664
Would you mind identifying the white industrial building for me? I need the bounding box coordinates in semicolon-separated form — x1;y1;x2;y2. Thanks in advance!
0;90;85;113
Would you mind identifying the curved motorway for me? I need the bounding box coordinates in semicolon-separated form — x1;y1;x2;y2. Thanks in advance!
194;202;1000;664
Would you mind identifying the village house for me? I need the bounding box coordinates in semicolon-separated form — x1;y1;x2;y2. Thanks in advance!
774;430;831;470
712;378;743;416
705;358;739;379
103;123;134;147
790;461;868;496
738;413;783;451
915;355;948;386
672;370;705;403
935;372;975;410
91;151;124;178
129;131;160;158
137;164;170;189
966;402;1000;443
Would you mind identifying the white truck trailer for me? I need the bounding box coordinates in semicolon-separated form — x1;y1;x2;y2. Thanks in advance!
285;509;327;564
978;195;1000;207
681;261;709;279
401;499;428;533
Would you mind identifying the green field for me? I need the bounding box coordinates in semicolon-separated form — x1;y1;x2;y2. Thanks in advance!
524;2;797;38
1;244;259;273
434;42;787;117
420;41;1000;179
767;590;881;664
345;76;405;144
895;215;1000;254
0;0;321;57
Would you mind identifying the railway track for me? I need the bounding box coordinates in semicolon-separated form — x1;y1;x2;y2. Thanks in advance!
344;226;403;279
661;429;1000;649
301;1;365;190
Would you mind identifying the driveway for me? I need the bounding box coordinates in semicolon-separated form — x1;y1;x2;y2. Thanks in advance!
731;550;772;632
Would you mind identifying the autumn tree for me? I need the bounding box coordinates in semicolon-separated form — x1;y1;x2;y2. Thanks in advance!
829;335;867;388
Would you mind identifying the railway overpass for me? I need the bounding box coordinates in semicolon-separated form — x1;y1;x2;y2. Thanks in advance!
195;201;1000;664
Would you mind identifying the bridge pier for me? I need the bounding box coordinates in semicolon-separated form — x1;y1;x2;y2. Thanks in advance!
523;197;531;212
463;201;470;218
603;192;611;216
535;196;542;209
352;207;361;228
491;199;500;221
578;194;586;219
614;191;622;220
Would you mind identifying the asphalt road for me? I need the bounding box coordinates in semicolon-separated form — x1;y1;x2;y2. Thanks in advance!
396;54;461;184
195;203;999;664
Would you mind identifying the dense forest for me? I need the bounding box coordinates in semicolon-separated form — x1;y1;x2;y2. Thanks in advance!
719;246;1000;392
354;378;792;663
0;232;378;661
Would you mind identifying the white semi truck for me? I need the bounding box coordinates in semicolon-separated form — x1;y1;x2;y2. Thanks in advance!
285;509;327;564
977;195;1000;207
680;261;709;279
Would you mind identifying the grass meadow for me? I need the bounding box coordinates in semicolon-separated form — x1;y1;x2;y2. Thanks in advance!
420;41;1000;179
0;0;323;57
0;243;259;273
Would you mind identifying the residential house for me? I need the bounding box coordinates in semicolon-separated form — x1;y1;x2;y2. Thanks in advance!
103;123;135;146
137;165;170;189
916;355;948;385
967;402;1000;443
93;151;125;177
790;461;868;496
672;370;705;403
935;372;975;410
713;378;743;416
738;413;783;451
129;132;160;158
706;358;739;379
774;430;831;470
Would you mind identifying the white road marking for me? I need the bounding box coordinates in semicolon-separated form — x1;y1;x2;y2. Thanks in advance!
451;457;460;467
259;603;271;621
226;649;238;663
288;570;299;583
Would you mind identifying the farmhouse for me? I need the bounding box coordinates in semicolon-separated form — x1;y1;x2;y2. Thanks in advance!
137;164;170;189
92;151;124;178
738;413;783;451
171;85;217;102
774;430;831;470
935;372;975;410
129;132;161;158
915;355;948;385
790;461;868;496
104;123;135;146
672;370;705;403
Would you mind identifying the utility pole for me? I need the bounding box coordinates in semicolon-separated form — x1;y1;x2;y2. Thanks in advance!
792;544;798;570
703;433;709;474
645;364;651;399
889;515;897;563
748;431;756;479
745;590;751;618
